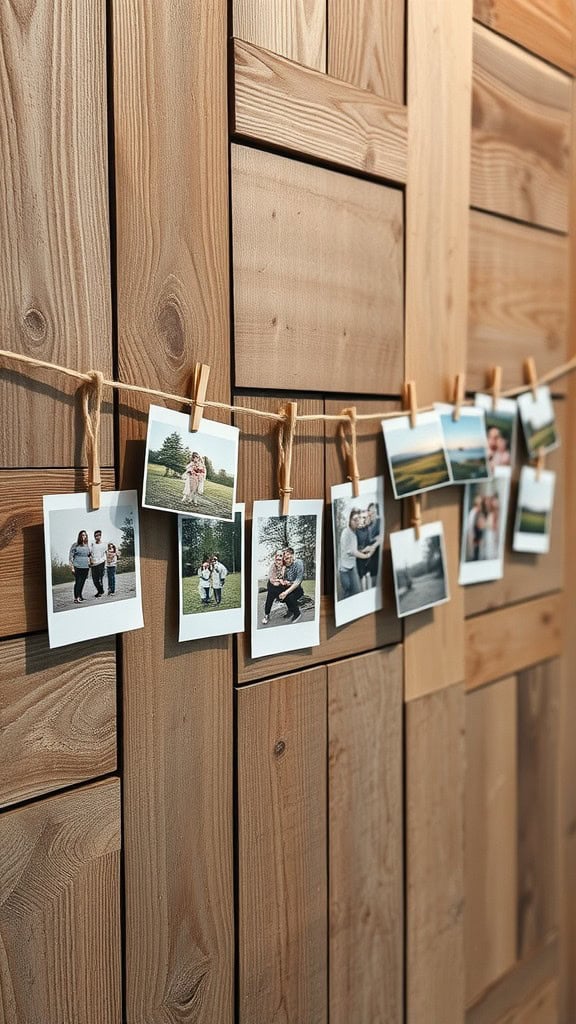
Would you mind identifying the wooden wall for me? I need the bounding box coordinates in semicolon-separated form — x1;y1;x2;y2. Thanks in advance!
0;1;574;1022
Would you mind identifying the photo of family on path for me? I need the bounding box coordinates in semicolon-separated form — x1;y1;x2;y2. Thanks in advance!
331;477;385;626
179;507;245;641
459;469;511;585
390;523;449;618
143;405;239;520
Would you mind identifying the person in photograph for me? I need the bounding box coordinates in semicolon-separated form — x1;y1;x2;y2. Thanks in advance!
355;511;372;592
182;451;207;506
262;549;286;624
338;509;377;599
487;426;510;470
68;529;91;604
90;530;107;598
484;495;500;560
211;552;228;606
365;502;382;587
106;543;119;596
278;546;306;622
198;560;212;604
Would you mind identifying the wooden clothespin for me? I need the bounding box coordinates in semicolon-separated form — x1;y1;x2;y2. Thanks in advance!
523;357;539;402
535;447;545;481
278;401;298;515
411;495;422;540
190;363;211;431
403;380;418;429
82;370;104;511
489;365;502;410
452;373;465;421
338;406;360;497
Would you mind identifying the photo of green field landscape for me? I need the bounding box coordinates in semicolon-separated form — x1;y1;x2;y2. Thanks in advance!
513;465;555;555
517;386;559;457
384;412;451;498
518;507;548;534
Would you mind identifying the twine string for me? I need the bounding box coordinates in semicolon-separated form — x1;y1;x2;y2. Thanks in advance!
277;402;298;513
82;370;104;508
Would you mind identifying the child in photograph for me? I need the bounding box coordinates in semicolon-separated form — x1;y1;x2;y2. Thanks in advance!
210;553;228;606
106;543;119;595
69;530;91;604
262;550;286;624
90;530;107;598
182;452;207;506
198;560;212;604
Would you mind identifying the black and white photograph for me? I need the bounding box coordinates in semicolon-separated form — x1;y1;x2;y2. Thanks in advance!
331;476;384;627
435;403;491;483
513;466;556;555
475;392;517;471
459;468;511;585
382;410;451;499
517;385;559;458
390;522;450;618
142;404;239;520
251;499;323;658
43;490;143;649
178;504;245;641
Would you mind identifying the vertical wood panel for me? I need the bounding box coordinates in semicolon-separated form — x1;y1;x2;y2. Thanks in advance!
466;678;518;1004
497;979;559;1023
0;779;121;1024
328;647;403;1024
474;0;576;75
327;0;404;102
0;0;112;467
233;0;326;71
113;3;233;1021
406;684;465;1023
238;667;327;1024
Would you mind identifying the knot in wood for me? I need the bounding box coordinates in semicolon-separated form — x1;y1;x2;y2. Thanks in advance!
273;739;286;758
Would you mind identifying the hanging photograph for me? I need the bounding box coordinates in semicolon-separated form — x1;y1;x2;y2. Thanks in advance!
475;392;517;471
513;466;556;555
382;410;451;499
459;468;511;585
142;404;239;520
390;522;450;618
251;499;323;659
331;476;385;627
178;504;245;641
517;385;559;458
435;403;491;483
43;490;144;649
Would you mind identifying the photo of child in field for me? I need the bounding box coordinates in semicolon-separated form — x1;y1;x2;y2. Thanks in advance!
382;411;451;499
178;506;245;641
517;386;559;458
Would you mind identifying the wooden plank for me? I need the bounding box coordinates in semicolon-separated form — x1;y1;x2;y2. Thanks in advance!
406;684;465;1023
466;595;563;691
233;0;326;71
0;468;115;638
328;0;404;103
473;0;576;75
328;647;403;1024
497;981;559;1024
468;210;569;394
238;667;327;1023
112;3;233;1022
467;938;558;1024
233;40;407;183
472;24;571;233
0;633;116;808
517;660;560;959
465;677;518;1004
0;779;121;1024
405;0;472;404
0;0;112;468
232;144;404;395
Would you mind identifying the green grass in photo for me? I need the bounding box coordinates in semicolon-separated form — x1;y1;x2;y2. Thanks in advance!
391;449;450;496
450;456;489;482
145;462;234;518
526;421;557;455
182;572;242;614
518;508;548;535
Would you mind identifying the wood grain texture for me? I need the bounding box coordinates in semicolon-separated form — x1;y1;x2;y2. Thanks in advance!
328;0;404;103
232;144;404;394
497;981;559;1024
0;0;112;468
0;779;121;1024
465;677;518;1004
233;40;408;183
466;595;563;691
472;24;571;233
238;667;327;1024
113;3;233;1021
474;0;576;75
405;0;472;403
468;210;569;394
467;937;558;1024
0;633;116;808
406;684;465;1023
328;648;403;1024
0;468;115;638
233;0;326;71
517;660;560;959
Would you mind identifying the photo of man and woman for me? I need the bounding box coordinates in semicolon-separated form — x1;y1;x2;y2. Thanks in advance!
178;506;245;641
459;469;511;585
331;476;385;626
475;393;517;471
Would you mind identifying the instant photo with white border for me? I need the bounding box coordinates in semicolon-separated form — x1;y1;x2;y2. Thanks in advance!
458;467;511;585
43;490;144;649
331;476;385;627
513;466;555;555
516;385;559;458
178;504;245;641
251;499;323;659
390;521;450;618
435;403;491;484
475;392;518;470
142;403;239;521
382;410;451;499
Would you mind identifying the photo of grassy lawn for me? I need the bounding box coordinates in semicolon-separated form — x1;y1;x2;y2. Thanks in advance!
524;421;557;455
517;386;559;457
182;572;242;614
145;462;234;518
518;508;548;534
390;449;450;496
383;412;451;498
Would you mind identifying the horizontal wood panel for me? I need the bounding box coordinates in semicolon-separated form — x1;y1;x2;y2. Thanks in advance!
233;40;407;183
233;0;326;71
0;468;115;638
328;648;403;1023
232;144;404;394
0;633;116;808
471;24;571;233
473;0;576;75
498;980;558;1023
328;0;404;103
238;666;327;1023
0;778;121;1024
468;210;569;394
466;594;564;690
467;938;558;1023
